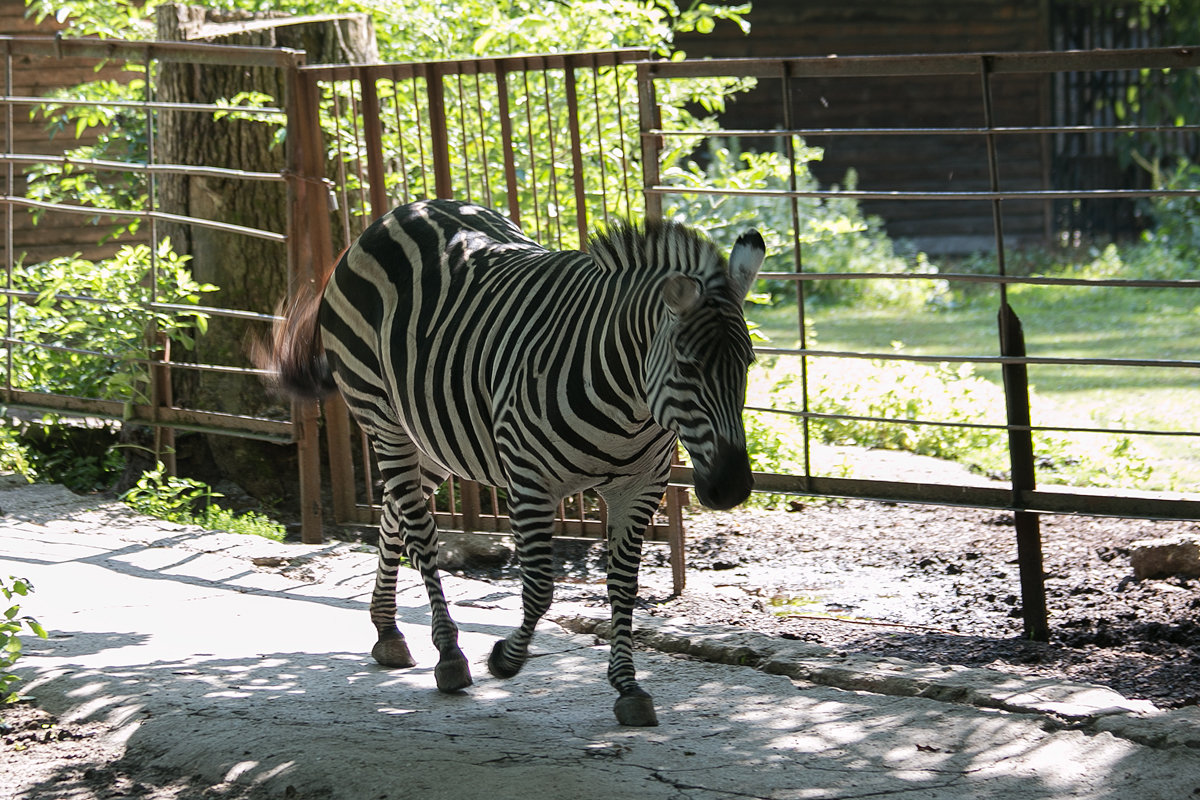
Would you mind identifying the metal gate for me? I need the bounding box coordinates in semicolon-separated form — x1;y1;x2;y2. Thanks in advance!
0;36;321;534
5;36;1200;620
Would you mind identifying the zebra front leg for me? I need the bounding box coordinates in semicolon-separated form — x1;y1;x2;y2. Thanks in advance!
601;485;665;727
487;489;556;680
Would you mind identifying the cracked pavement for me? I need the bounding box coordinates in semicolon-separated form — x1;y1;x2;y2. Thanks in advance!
2;482;1200;799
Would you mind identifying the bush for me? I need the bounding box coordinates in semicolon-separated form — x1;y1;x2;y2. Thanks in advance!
4;240;213;402
2;577;47;704
1143;160;1200;265
121;464;286;541
745;353;1153;489
661;139;948;309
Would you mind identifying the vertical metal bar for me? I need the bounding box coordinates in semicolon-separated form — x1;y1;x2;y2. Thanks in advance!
390;76;412;205
780;63;812;487
636;61;661;220
638;59;684;591
564;58;589;246
666;452;686;595
592;57;611;228
425;64;453;199
521;67;543;241
358;68;390;217
330;86;354;242
495;68;522;225
981;56;1048;642
541;65;563;248
460;480;481;532
455;72;472;201
616;64;635;219
472;68;493;208
144;52;175;475
152;335;176;476
359;419;374;509
4;49;14;403
999;306;1049;641
411;74;429;199
347;84;370;228
286;63;329;544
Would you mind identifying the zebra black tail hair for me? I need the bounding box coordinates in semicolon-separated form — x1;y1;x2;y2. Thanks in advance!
252;279;337;401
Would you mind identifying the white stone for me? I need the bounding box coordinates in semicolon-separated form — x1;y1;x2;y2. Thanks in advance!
1130;535;1200;579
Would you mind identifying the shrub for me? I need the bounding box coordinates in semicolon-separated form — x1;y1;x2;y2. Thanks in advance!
661;139;948;309
121;464;286;541
745;353;1153;489
2;577;47;704
4;240;213;402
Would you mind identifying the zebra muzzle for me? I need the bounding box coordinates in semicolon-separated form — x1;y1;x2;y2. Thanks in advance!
693;441;754;510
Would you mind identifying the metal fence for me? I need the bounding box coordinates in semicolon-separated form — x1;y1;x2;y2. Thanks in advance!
641;48;1200;634
4;37;1200;619
0;36;323;538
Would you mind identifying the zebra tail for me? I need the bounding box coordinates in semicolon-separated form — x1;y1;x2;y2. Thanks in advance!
251;282;338;401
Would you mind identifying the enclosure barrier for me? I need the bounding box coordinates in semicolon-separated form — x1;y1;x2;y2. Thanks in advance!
4;36;1200;621
642;47;1200;636
0;35;323;537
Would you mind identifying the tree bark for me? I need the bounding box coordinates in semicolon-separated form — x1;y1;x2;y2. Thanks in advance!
155;4;374;499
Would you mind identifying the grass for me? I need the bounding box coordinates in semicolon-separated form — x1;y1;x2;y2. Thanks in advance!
747;282;1200;492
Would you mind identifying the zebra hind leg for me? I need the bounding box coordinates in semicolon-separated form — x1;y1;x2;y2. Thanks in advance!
371;445;471;693
486;489;556;680
369;490;417;670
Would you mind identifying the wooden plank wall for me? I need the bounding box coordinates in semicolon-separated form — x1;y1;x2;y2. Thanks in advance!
0;0;143;266
676;0;1053;253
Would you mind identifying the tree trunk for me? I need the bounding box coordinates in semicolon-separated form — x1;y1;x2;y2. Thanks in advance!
155;4;374;500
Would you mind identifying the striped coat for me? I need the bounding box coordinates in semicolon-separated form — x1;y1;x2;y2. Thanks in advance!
264;199;763;725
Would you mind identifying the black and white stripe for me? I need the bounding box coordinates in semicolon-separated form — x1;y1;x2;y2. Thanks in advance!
270;198;763;726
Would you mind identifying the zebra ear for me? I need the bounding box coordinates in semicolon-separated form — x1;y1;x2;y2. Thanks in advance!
729;229;766;300
663;274;702;315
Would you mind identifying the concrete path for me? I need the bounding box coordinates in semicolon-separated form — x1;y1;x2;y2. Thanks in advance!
2;482;1200;799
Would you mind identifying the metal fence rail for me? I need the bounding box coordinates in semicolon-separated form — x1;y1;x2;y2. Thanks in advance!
642;47;1200;635
295;51;688;588
0;36;321;538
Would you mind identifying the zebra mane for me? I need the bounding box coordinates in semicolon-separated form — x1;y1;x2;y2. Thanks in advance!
587;219;729;286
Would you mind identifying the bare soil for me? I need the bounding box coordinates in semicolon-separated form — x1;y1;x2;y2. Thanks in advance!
4;494;1199;799
524;500;1200;712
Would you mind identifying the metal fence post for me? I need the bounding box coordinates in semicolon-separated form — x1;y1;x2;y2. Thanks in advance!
285;60;331;544
981;55;1049;641
999;305;1050;641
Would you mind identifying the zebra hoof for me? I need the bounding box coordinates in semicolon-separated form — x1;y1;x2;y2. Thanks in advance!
434;655;473;693
614;690;658;727
486;639;525;679
371;636;416;669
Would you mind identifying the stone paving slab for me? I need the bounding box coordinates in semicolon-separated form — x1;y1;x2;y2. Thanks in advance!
2;484;1200;799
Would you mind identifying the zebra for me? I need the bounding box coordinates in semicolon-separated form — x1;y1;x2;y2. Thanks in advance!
260;198;763;726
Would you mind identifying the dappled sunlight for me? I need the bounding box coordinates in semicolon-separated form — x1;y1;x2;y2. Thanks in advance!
5;485;1198;799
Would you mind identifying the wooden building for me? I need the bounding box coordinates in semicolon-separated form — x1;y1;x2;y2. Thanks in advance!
0;1;139;266
676;0;1179;252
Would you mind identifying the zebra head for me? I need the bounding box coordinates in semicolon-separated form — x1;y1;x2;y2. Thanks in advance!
648;229;765;510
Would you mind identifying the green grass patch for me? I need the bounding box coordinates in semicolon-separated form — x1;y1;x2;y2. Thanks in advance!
746;251;1200;492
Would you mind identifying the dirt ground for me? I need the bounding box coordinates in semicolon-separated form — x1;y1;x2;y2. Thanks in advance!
4;494;1199;799
527;500;1200;711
